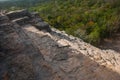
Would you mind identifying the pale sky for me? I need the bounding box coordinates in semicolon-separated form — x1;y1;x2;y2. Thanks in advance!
0;0;9;1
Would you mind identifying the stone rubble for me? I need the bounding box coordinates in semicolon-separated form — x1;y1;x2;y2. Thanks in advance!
0;9;120;80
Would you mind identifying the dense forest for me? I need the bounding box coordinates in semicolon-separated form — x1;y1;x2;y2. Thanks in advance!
30;0;120;45
1;0;120;45
0;0;50;10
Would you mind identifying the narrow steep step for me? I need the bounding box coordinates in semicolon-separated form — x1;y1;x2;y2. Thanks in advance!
12;16;30;25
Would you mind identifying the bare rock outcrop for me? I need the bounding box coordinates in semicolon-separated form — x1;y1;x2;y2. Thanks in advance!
0;10;120;80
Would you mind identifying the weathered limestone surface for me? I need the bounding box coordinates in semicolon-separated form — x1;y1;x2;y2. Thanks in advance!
0;10;120;80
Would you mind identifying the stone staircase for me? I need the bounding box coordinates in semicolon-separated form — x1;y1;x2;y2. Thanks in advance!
0;9;120;80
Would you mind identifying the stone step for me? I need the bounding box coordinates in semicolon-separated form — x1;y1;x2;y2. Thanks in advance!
0;23;14;35
12;16;30;25
6;9;31;20
34;22;51;32
0;15;9;24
